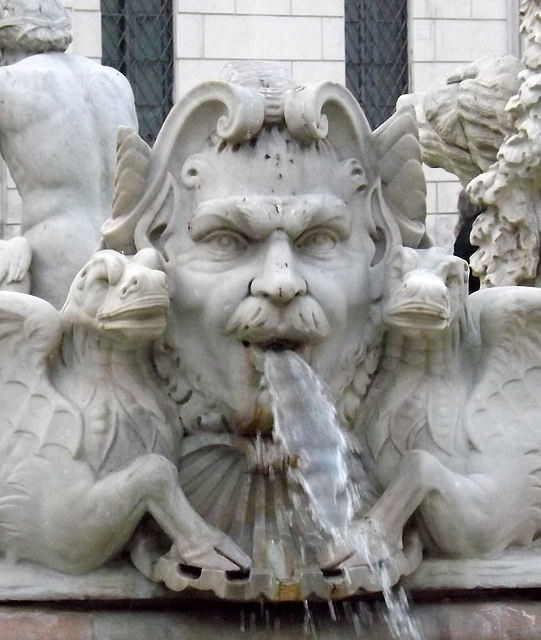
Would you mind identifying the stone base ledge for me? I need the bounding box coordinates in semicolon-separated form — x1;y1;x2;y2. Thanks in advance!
0;599;541;640
405;548;541;591
1;549;541;602
0;557;170;602
2;552;541;639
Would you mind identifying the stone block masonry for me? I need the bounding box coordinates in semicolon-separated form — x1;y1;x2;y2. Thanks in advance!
174;0;345;98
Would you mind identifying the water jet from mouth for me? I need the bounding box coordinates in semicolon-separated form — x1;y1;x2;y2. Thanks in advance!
263;348;356;539
265;341;290;352
263;349;424;638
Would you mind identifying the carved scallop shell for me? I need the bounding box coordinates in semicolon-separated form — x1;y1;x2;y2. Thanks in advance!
130;433;422;601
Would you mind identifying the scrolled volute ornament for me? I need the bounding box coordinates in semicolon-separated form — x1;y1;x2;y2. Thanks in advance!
284;81;377;183
152;80;266;175
102;80;265;254
102;63;428;260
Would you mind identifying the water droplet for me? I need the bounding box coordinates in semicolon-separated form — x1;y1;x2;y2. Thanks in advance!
327;599;337;622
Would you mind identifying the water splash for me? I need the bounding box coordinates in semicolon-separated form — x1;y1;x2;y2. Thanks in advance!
264;349;356;538
264;348;424;640
237;597;422;639
353;530;424;640
303;599;316;636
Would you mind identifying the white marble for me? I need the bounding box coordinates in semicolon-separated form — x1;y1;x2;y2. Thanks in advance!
0;236;30;292
409;1;541;288
95;62;428;597
0;248;249;581
0;0;137;308
4;56;541;603
355;246;541;568
403;54;524;186
468;0;541;286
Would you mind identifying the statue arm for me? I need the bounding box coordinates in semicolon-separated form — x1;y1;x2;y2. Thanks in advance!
0;236;31;285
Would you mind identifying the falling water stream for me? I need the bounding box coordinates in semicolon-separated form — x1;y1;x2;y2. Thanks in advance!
264;347;355;538
263;348;424;640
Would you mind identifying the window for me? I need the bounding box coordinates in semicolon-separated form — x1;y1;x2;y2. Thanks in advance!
345;0;409;129
101;0;174;144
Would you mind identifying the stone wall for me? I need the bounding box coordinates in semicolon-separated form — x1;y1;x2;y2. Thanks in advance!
173;0;345;99
64;0;102;60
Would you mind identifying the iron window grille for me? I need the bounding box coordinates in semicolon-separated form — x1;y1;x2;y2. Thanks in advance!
101;0;174;145
345;0;409;129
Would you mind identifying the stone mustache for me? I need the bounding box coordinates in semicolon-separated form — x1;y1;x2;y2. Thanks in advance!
1;63;541;601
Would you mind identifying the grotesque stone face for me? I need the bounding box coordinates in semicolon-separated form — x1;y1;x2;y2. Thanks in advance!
383;246;469;339
102;65;428;436
161;127;377;434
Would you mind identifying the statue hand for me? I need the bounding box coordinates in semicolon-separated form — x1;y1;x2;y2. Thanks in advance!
0;237;31;284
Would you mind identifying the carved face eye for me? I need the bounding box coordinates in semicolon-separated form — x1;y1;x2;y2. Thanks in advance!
75;261;110;295
388;255;405;281
296;228;338;255
76;267;88;290
201;230;249;258
388;247;417;282
389;264;403;280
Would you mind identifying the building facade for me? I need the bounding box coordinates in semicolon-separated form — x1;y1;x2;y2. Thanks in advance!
0;0;521;252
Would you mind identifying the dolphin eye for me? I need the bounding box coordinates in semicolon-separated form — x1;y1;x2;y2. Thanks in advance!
84;261;111;287
90;275;109;288
76;268;89;290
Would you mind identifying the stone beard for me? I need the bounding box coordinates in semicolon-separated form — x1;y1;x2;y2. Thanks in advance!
153;126;383;436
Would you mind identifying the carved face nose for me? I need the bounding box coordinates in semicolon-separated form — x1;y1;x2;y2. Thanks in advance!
250;235;307;304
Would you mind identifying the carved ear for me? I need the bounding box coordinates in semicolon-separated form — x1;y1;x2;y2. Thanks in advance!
284;84;428;250
374;106;428;248
101;127;152;254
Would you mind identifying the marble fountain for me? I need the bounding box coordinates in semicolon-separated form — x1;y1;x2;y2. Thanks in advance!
2;1;541;638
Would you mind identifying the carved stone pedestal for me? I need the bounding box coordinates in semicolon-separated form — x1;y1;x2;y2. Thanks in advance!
1;558;541;639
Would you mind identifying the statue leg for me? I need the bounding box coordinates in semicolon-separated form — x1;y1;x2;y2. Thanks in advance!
367;449;531;557
5;452;250;574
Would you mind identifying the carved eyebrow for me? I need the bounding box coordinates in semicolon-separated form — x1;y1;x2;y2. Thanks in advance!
190;198;268;241
290;196;352;239
190;195;352;241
